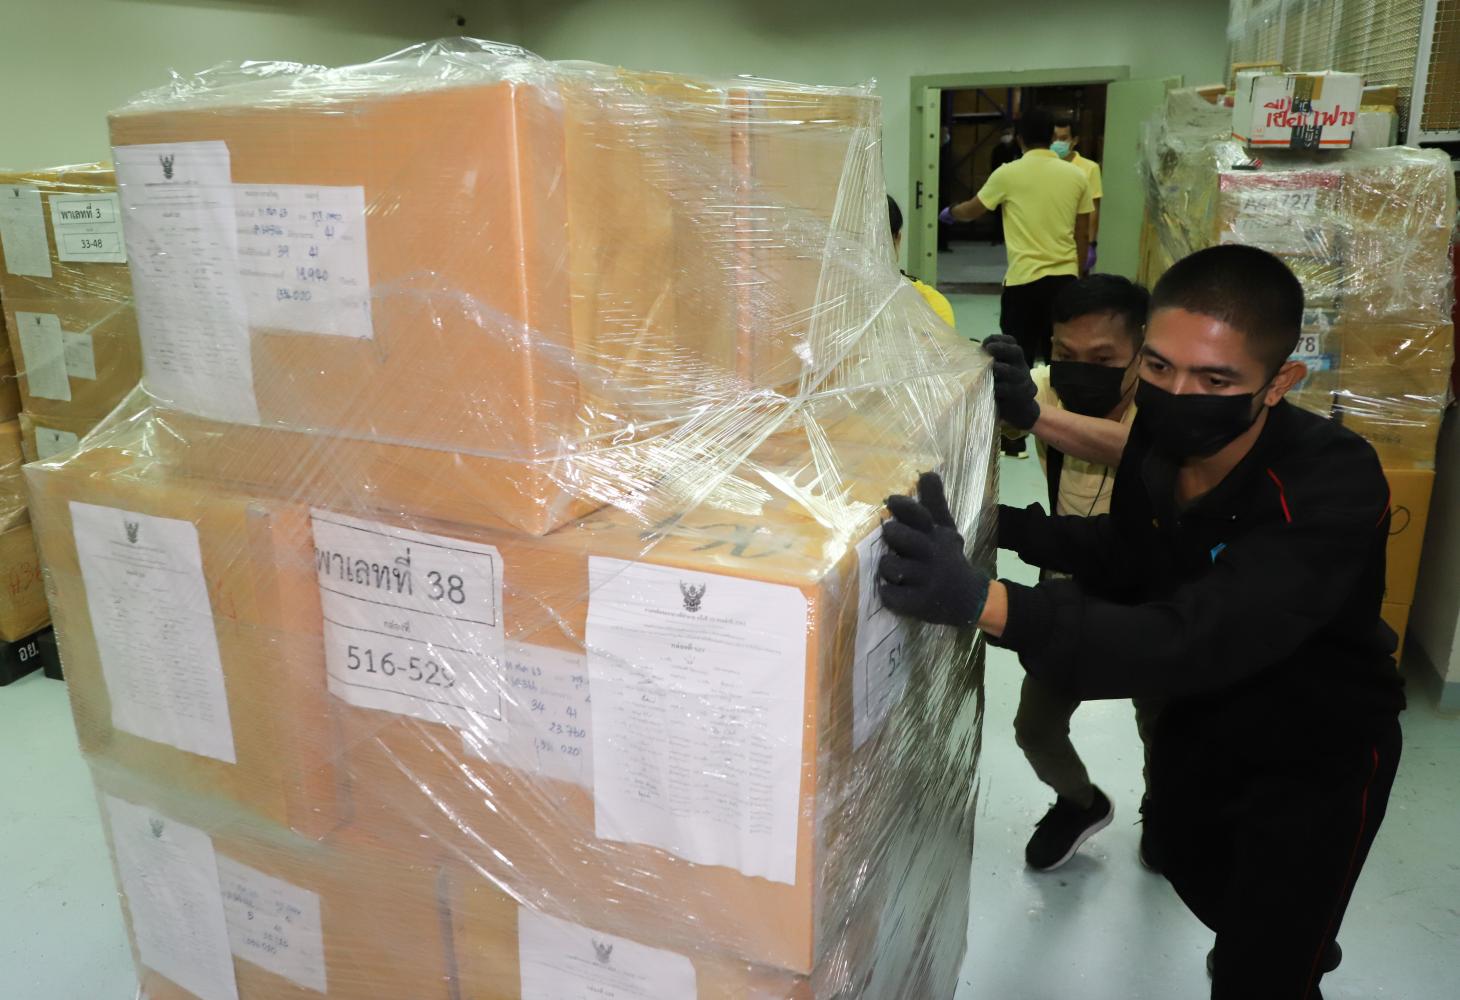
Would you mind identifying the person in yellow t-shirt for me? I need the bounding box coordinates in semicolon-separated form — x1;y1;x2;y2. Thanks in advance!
983;273;1164;873
1053;116;1103;272
942;107;1092;372
888;195;956;329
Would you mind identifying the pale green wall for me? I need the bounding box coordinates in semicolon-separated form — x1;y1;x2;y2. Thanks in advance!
0;0;479;167
498;0;1231;227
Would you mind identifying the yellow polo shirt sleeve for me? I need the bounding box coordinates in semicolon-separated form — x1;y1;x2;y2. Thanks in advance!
975;164;1009;210
1077;174;1095;216
1077;155;1103;201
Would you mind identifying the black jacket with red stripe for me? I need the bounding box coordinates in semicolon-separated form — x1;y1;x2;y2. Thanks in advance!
996;399;1405;736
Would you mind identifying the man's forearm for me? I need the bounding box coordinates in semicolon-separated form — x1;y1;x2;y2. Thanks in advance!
951;197;988;222
1090;201;1100;243
1032;406;1130;467
978;580;1008;637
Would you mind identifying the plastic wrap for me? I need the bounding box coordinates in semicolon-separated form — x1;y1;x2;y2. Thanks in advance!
29;39;995;999
0;163;142;434
1138;88;1456;469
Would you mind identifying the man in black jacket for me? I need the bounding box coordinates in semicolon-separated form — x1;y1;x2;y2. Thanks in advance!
879;245;1403;999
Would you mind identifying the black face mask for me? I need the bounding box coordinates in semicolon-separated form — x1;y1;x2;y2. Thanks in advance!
1050;361;1130;417
1134;379;1268;460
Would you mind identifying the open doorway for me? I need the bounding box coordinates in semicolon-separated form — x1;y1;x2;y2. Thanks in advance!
936;83;1109;294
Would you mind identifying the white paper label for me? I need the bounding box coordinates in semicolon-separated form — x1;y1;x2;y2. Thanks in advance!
0;183;52;277
114;141;259;425
35;425;80;459
217;855;327;993
852;527;911;749
49;192;127;263
235;184;373;340
64;331;97;380
518;907;697;1000
15;311;71;401
104;796;238;1000
1233;187;1319;216
311;510;507;735
71;502;236;763
586;558;807;885
463;642;594;789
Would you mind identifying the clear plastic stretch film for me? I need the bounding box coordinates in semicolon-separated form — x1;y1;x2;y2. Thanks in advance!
26;38;998;1000
1139;87;1456;470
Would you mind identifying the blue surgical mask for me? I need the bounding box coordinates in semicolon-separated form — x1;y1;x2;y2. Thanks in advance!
1050;140;1072;159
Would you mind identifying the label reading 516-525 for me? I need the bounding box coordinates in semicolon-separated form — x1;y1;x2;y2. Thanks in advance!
310;510;507;737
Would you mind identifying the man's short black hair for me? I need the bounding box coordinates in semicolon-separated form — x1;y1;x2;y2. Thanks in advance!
887;194;903;238
1151;245;1305;370
1053;273;1149;343
1053;114;1076;133
1017;108;1055;148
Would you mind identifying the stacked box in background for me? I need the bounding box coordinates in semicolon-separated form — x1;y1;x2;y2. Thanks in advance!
1140;88;1457;656
28;40;994;999
0;165;141;460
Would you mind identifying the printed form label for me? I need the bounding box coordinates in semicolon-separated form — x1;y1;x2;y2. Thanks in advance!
35;425;79;460
235;184;372;340
217;855;327;993
311;510;507;736
586;558;807;885
71;502;236;763
104;796;238;1000
518;907;697;1000
114;141;259;425
463;642;594;789
0;183;51;277
14;311;70;401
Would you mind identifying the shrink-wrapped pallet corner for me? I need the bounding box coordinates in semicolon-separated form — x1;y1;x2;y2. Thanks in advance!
0;164;142;425
31;38;996;999
1139;88;1456;632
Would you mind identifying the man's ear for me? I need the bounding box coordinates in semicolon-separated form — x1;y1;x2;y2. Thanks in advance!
1265;360;1308;405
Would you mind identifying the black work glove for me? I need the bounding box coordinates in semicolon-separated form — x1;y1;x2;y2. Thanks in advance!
983;334;1040;431
879;472;991;628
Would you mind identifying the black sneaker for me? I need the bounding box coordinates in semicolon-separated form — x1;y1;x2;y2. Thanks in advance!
1001;437;1028;459
1025;787;1114;871
1206;942;1341;979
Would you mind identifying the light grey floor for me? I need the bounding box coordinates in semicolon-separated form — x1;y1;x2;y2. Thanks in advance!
938;241;1008;288
2;304;1456;998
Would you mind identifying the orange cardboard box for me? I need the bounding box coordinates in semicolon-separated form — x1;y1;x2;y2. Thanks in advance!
1380;601;1409;665
109;75;595;537
0;166;142;423
0;521;47;642
26;448;342;837
1382;468;1434;606
94;766;451;1000
446;868;815;1000
0;418;28;527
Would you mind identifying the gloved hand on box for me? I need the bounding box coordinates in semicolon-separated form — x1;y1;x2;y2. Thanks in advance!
879;472;990;628
983;334;1041;431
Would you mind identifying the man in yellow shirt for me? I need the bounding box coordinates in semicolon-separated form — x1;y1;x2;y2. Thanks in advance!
888;195;956;329
983;274;1159;872
1053;117;1103;272
942;108;1092;370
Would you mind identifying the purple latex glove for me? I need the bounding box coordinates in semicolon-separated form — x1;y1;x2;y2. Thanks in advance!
938;206;954;225
1085;242;1098;272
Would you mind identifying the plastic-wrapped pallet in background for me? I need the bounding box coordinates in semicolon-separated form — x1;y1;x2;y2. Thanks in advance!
1138;87;1456;654
27;39;995;1000
0;164;142;460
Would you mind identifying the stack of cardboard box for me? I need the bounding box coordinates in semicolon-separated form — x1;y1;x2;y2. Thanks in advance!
1140;88;1457;660
29;43;993;999
0;164;144;677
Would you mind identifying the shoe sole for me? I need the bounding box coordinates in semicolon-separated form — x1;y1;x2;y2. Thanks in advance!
1028;807;1115;872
